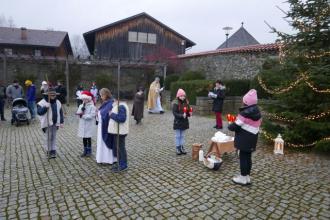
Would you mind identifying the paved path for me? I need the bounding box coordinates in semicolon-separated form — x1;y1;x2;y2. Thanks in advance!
0;104;329;219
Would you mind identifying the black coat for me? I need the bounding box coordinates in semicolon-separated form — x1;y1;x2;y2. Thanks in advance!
56;85;67;104
228;105;261;152
211;87;225;112
132;92;144;121
172;99;191;130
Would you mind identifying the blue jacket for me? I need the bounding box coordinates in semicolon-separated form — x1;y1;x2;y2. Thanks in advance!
26;85;36;102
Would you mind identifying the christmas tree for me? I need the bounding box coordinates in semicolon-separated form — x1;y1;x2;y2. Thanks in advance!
258;0;330;151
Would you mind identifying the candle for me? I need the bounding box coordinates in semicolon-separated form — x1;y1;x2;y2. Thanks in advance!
226;114;232;122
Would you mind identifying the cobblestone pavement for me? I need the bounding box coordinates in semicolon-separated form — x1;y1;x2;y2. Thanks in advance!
0;104;329;219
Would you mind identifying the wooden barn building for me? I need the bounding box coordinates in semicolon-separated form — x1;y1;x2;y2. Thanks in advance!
0;27;73;57
83;12;195;60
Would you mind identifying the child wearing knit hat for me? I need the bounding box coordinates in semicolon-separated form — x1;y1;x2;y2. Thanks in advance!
76;91;97;157
172;88;192;155
228;89;262;186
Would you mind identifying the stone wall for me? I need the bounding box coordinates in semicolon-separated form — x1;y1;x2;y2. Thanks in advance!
0;57;160;101
180;51;278;80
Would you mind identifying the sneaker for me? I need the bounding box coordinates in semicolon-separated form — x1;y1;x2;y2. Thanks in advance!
1;118;6;121
246;175;251;185
232;175;248;186
112;165;128;173
160;111;164;114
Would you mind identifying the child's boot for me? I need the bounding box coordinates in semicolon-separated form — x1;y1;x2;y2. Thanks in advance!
50;150;57;159
232;175;248;186
180;145;187;154
86;145;92;157
176;146;182;155
80;146;87;157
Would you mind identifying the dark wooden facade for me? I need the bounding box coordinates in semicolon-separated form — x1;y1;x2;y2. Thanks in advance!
83;13;195;60
0;27;73;57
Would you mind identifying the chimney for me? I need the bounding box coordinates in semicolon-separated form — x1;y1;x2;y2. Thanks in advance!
21;27;27;40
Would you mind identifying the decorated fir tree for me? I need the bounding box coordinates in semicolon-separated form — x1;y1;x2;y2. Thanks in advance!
258;0;330;151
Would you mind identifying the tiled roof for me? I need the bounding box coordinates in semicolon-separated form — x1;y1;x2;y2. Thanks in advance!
217;26;260;49
177;43;279;59
0;27;69;47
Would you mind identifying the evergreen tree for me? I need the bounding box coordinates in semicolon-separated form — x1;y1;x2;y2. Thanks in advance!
258;0;330;151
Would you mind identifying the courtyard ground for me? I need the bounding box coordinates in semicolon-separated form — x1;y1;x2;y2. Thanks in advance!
0;104;329;219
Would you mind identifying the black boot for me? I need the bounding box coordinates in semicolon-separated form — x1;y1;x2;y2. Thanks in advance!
180;145;187;154
85;145;92;157
176;146;182;155
80;146;87;157
49;150;56;159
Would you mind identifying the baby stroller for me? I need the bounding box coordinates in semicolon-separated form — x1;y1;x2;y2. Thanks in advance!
11;98;30;126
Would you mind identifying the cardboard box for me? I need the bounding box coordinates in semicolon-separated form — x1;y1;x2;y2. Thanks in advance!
207;139;235;158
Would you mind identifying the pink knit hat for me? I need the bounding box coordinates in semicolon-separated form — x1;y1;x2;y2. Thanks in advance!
243;89;258;105
176;88;186;98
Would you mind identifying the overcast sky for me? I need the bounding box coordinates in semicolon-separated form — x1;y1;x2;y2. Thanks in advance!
1;0;293;53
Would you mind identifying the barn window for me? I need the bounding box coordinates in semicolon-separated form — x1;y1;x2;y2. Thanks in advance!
4;48;12;55
128;31;138;42
148;33;157;44
34;49;41;56
138;32;148;43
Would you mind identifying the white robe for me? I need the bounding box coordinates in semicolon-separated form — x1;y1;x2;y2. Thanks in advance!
96;111;117;164
148;96;164;113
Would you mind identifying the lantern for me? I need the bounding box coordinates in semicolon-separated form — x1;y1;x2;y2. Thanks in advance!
274;134;284;155
183;107;187;113
230;115;236;122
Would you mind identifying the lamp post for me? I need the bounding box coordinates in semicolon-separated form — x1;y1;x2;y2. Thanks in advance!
222;26;233;48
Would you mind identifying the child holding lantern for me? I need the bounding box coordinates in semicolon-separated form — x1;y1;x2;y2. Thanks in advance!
172;88;192;155
228;89;262;186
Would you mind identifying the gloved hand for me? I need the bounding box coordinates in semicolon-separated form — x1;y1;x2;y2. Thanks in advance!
95;121;99;125
81;106;85;111
42;128;47;133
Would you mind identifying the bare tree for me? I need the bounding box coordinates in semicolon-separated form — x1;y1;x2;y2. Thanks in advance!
71;34;90;58
0;14;16;27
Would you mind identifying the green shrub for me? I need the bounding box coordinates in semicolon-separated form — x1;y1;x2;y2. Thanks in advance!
179;70;205;81
164;75;180;89
170;80;212;105
315;140;330;152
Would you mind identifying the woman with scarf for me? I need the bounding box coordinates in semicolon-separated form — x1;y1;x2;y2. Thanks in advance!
95;88;117;164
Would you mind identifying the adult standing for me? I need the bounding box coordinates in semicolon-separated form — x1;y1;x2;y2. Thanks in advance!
6;80;23;101
208;80;226;129
56;81;67;114
147;77;164;114
25;80;36;120
132;86;144;124
0;80;6;121
40;81;49;94
95;88;117;164
6;80;23;123
75;85;84;107
90;81;99;103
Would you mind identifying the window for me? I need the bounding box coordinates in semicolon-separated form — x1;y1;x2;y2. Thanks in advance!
4;48;12;55
148;33;157;44
128;31;138;42
128;31;157;44
138;32;148;43
34;49;41;56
